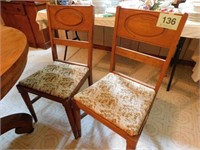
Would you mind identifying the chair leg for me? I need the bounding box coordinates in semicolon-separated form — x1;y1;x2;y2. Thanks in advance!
63;101;79;139
88;76;93;86
17;86;38;122
126;140;137;150
88;71;93;86
73;102;81;137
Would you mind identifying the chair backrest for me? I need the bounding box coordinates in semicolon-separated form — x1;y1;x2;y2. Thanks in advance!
46;4;94;68
111;6;188;92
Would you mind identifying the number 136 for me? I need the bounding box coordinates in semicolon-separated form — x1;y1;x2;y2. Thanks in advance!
163;17;176;25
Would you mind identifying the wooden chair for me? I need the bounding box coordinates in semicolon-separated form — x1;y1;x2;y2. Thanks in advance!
16;5;94;139
73;6;188;149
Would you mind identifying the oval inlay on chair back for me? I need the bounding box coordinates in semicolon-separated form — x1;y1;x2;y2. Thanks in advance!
125;14;165;37
55;8;83;26
116;8;187;48
47;5;94;31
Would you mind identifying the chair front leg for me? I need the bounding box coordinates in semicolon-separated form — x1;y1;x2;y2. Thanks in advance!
126;140;137;150
17;85;38;122
63;100;79;139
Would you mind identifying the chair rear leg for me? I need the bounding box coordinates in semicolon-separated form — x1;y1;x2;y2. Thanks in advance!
88;74;93;86
17;86;38;122
63;101;79;139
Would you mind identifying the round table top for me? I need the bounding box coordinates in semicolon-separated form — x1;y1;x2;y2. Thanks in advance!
0;26;29;99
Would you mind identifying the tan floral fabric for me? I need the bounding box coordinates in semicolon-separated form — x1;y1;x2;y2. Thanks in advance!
19;61;89;99
74;73;156;136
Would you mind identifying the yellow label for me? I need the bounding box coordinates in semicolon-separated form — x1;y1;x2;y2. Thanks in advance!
156;13;182;30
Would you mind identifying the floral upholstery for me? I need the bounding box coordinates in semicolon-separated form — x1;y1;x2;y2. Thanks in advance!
19;61;89;99
74;73;156;136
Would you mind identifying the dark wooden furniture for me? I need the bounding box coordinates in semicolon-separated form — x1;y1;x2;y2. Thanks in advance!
0;26;33;135
73;6;188;149
16;5;94;139
1;1;50;49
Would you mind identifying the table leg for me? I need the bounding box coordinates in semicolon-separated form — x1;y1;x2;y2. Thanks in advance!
0;113;34;135
64;30;80;60
167;37;186;91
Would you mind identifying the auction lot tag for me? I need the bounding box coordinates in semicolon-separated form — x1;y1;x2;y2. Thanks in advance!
156;13;182;30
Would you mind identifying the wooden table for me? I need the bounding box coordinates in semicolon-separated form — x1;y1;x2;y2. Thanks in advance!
0;26;34;135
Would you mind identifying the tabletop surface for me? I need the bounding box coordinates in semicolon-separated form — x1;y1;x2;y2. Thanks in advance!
0;26;29;99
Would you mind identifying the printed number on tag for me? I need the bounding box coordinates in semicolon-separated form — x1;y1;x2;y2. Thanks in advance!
156;13;182;30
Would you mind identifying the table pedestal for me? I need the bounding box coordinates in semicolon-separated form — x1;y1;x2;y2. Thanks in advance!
1;113;34;135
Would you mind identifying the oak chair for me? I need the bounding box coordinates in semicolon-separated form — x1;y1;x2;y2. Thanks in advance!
16;5;94;139
73;6;188;149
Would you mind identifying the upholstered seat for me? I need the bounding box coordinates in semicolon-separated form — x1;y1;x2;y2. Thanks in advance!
19;61;89;99
74;73;155;136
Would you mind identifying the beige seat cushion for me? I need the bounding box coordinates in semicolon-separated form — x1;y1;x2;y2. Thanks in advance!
74;73;156;136
19;61;89;99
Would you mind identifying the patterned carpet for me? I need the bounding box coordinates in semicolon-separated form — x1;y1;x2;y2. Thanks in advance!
0;46;199;150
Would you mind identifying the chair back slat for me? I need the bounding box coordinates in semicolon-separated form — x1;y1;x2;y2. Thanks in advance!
116;46;165;68
111;6;188;92
53;38;90;49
